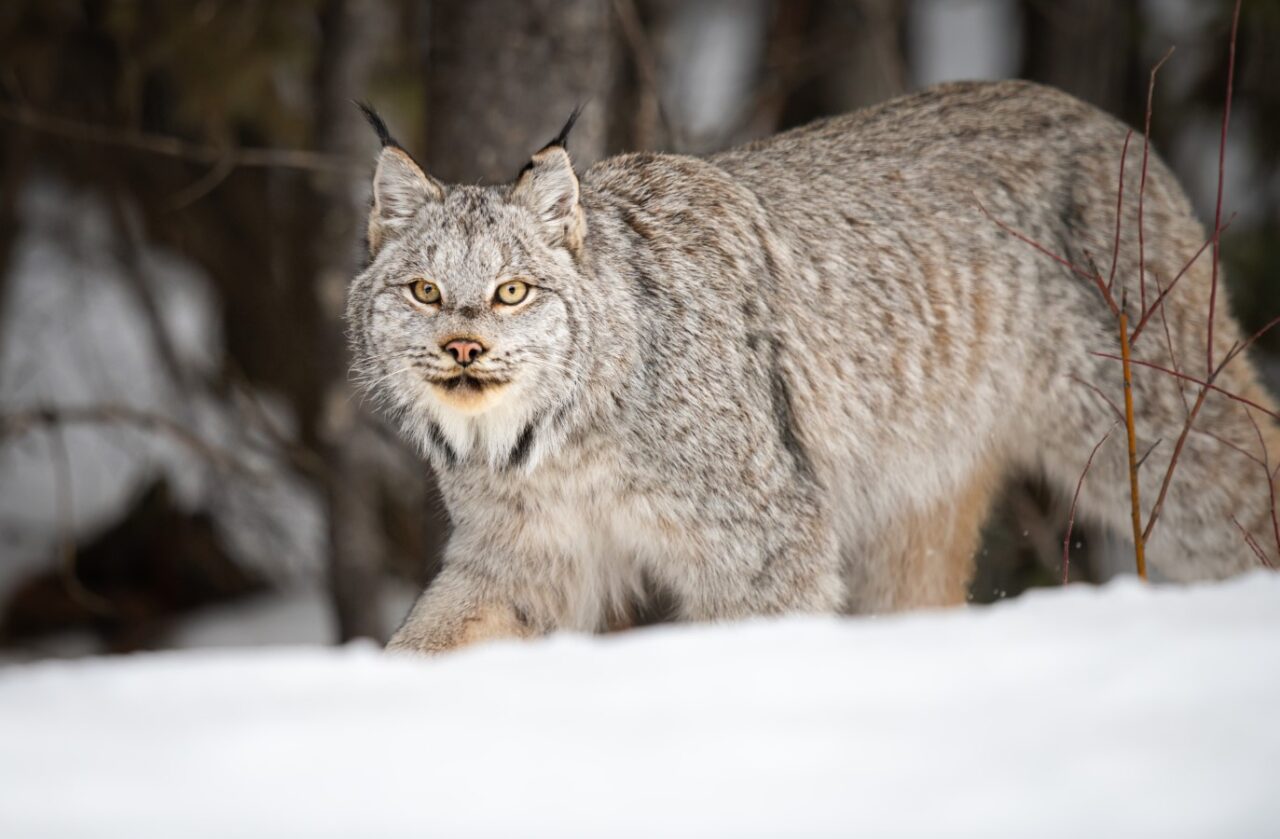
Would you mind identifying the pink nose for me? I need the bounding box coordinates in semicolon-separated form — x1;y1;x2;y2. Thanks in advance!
442;338;485;366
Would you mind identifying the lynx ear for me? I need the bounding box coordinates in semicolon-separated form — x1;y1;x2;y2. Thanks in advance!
512;107;585;254
358;103;443;255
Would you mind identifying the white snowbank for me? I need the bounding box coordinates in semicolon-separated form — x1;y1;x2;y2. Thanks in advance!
2;574;1278;838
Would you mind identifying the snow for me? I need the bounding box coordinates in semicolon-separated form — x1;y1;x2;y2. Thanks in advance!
2;574;1278;838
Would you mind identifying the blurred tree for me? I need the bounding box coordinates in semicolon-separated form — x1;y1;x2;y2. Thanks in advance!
1194;0;1280;356
776;0;908;129
312;0;397;642
1021;0;1143;125
424;0;617;182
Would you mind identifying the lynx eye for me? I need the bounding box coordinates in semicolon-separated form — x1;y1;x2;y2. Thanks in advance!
409;278;440;305
495;279;530;306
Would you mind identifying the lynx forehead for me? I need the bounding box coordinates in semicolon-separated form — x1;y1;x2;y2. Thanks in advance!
347;82;1276;655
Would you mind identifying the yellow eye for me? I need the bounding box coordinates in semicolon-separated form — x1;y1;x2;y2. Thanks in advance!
410;278;440;305
495;279;530;306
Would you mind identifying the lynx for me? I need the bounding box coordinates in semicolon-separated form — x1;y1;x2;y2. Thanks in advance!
346;81;1276;654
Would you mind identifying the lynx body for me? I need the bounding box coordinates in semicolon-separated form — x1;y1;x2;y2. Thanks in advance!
346;81;1276;653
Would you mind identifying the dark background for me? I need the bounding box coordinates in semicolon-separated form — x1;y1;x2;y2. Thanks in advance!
0;0;1274;658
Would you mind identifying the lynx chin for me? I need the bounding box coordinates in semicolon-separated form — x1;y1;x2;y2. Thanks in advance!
346;81;1277;654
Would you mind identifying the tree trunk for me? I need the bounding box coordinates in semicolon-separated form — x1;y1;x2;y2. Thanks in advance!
424;0;617;183
313;0;395;643
776;0;908;130
1020;0;1142;124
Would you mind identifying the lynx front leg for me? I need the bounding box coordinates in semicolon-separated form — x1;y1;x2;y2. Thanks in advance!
386;565;539;654
386;524;587;654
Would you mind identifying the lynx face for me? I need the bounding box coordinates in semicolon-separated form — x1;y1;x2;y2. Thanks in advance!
347;112;590;469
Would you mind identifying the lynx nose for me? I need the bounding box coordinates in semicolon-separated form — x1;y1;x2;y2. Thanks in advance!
443;338;485;367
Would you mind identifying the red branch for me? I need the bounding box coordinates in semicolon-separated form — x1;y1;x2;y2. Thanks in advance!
1130;214;1236;344
1231;515;1271;567
1243;408;1280;562
1092;352;1280;424
1207;0;1242;375
1138;47;1175;312
1063;426;1117;584
977;202;1119;316
1068;373;1124;422
1106;130;1134;294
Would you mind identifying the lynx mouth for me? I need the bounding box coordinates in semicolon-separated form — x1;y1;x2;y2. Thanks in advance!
428;373;512;412
434;374;505;392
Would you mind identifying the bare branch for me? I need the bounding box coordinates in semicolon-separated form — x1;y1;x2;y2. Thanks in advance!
1091;352;1280;425
1137;47;1175;313
1135;438;1162;471
1068;373;1124;422
1;405;260;478
1142;385;1210;545
1230;515;1271;567
1206;0;1242;375
1063;424;1118;584
1194;427;1262;467
1130;213;1236;344
1106;130;1134;294
1149;270;1191;414
977;201;1119;316
0;102;358;174
1243;408;1280;561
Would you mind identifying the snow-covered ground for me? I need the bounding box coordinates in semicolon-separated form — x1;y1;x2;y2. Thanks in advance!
1;573;1277;838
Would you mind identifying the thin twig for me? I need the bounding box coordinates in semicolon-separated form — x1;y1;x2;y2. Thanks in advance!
1222;313;1280;368
1230;515;1271;567
0;102;358;173
1;405;259;478
1207;0;1242;375
1195;426;1263;467
1130;213;1236;344
170;150;238;209
1150;271;1191;414
1243;408;1280;561
1143;385;1212;545
1106;130;1134;294
1063;424;1118;584
1138;47;1176;312
1069;373;1124;422
225;366;328;480
977;201;1119;315
1092;353;1280;424
1135;438;1162;471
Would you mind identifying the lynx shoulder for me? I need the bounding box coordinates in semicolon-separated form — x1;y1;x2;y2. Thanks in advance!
346;80;1276;654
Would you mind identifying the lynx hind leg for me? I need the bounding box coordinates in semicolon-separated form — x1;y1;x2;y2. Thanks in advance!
1034;139;1279;579
1133;364;1280;580
1041;341;1279;582
845;460;1002;614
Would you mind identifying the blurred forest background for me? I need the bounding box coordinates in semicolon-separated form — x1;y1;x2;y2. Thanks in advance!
0;0;1275;659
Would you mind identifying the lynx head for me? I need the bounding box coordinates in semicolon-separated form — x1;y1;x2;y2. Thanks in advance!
346;105;591;470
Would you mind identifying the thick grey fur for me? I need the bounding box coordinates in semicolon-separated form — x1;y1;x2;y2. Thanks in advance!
346;81;1277;653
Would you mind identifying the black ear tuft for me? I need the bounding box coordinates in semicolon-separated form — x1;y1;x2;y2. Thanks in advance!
546;103;584;151
354;100;399;149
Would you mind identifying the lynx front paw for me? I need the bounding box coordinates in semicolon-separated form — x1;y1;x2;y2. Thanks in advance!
386;601;536;655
